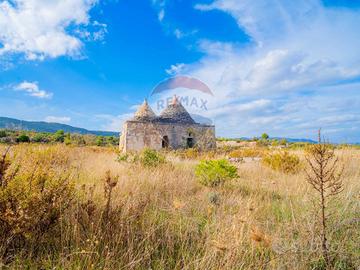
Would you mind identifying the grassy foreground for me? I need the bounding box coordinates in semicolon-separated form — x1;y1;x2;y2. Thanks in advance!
0;144;359;269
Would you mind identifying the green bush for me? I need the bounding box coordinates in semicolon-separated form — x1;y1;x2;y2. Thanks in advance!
195;159;238;187
17;134;30;143
0;130;7;138
70;134;86;146
107;136;118;146
261;133;269;140
32;133;50;143
140;149;166;167
53;130;65;143
262;151;301;174
96;136;106;146
64;137;71;145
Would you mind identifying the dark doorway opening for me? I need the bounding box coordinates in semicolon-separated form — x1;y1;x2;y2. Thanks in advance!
162;136;169;148
187;137;194;148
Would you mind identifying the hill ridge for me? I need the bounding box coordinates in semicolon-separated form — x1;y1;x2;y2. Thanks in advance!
0;117;119;137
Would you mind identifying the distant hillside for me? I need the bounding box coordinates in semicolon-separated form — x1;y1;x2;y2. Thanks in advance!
220;136;317;144
271;137;317;143
0;117;119;137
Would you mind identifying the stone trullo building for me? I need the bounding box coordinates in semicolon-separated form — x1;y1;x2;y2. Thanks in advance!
119;97;216;152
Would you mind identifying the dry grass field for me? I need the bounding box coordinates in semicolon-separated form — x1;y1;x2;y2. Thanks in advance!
0;144;359;269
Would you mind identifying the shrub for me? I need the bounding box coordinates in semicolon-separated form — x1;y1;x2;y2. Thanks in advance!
279;138;287;146
53;130;65;143
271;139;279;146
16;134;30;143
140;148;166;167
70;134;86;146
256;139;269;147
262;151;301;174
63;133;71;145
208;192;220;206
0;130;6;138
107;136;118;146
64;137;71;145
261;133;269;140
0;146;75;260
289;142;311;149
195;159;238;187
32;133;50;143
96;136;106;146
0;137;14;144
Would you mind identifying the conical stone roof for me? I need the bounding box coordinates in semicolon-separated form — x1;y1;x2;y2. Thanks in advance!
133;100;156;121
158;96;196;124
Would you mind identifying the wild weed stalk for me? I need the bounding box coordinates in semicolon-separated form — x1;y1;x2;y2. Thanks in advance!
0;146;11;186
305;130;344;267
102;170;118;222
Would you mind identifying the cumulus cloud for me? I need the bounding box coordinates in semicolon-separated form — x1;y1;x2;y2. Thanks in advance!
45;116;71;124
0;0;104;60
178;0;360;141
193;0;360;90
15;81;53;99
195;0;323;45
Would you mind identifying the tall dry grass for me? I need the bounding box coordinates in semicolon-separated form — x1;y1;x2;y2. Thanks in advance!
0;144;359;269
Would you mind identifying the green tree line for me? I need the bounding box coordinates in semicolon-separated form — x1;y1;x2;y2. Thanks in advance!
0;129;119;147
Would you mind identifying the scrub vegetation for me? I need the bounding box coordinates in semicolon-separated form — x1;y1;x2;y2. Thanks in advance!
0;137;359;269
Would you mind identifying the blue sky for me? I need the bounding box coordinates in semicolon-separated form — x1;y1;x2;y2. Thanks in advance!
0;0;360;142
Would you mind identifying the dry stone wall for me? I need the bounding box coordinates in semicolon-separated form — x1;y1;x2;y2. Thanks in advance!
119;120;215;152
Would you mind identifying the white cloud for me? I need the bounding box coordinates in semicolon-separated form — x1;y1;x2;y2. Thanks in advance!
193;0;360;92
195;1;322;45
45;116;71;124
152;0;166;22
174;29;183;39
75;21;108;42
173;28;198;39
165;63;186;75
158;9;165;21
182;0;360;141
15;81;53;99
152;0;199;41
0;0;103;60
